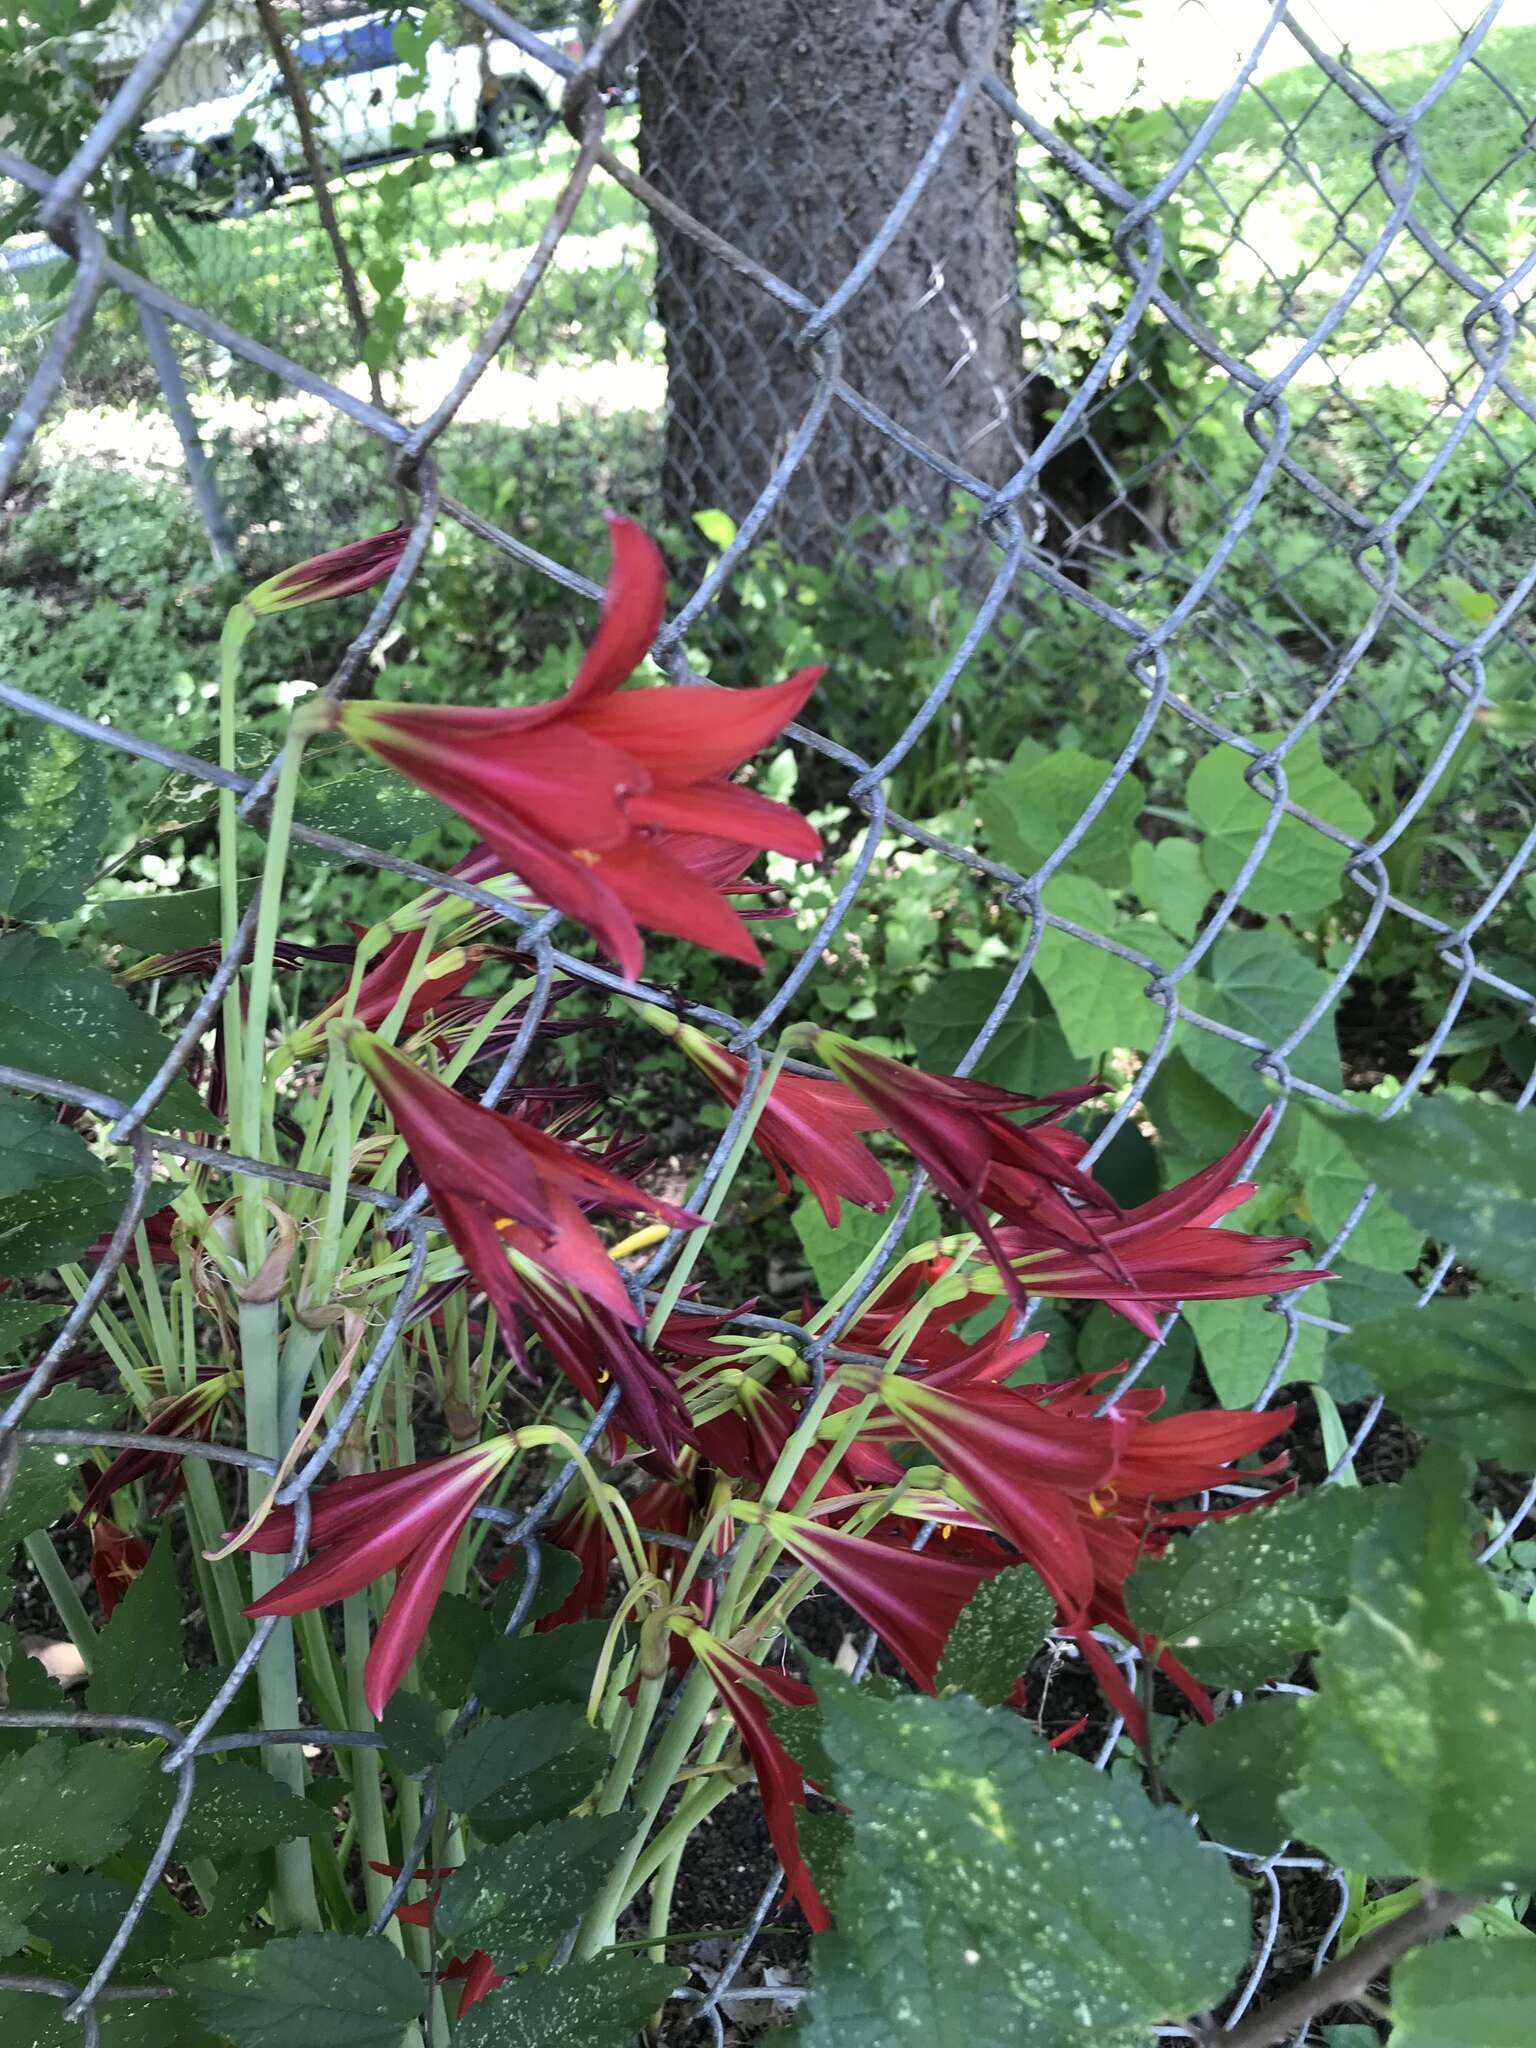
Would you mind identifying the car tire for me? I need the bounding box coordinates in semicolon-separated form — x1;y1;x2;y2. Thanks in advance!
479;85;552;157
195;144;276;219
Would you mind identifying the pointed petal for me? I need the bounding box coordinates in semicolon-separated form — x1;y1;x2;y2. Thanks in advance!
573;667;822;784
566;516;668;707
364;1496;481;1715
624;779;822;862
591;836;764;967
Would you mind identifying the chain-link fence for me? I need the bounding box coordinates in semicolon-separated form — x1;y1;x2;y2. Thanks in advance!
2;0;1535;2039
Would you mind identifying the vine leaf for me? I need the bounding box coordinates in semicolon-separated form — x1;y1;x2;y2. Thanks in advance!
453;1958;685;2048
172;1933;426;2048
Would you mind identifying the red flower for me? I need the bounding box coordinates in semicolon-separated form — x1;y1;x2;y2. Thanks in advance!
351;1029;700;1337
242;1438;519;1716
332;518;822;980
89;1519;150;1620
369;1864;506;2017
244;526;408;615
292;923;497;1056
503;1266;694;1461
998;1118;1331;1338
76;1372;233;1523
682;1624;829;1930
642;1007;892;1226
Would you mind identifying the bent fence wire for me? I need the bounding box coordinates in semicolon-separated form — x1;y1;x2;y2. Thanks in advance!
2;0;1535;2038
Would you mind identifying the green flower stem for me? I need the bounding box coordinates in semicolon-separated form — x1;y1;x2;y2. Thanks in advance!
343;1591;406;1949
644;1032;797;1346
594;1669;664;1819
132;1227;178;1370
57;1267;153;1410
217;606;253;1129
646;1845;683;1966
239;721;309;1261
623;1729;736;1909
23;1533;95;1669
183;1465;247;1666
296;1606;350;1740
394;1770;432;1970
240;1296;320;1932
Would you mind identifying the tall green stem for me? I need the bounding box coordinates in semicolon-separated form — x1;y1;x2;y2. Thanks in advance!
343;1592;405;1949
24;1533;95;1669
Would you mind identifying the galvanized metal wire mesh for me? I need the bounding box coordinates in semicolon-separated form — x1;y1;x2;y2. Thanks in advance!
2;0;1535;2038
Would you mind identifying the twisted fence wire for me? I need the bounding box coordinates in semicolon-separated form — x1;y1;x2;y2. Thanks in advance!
1;0;1535;2038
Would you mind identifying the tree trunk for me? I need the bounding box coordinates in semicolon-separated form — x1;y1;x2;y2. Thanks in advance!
637;0;1026;570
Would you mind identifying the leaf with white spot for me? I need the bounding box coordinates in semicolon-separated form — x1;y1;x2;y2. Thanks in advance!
1344;1295;1536;1466
1284;1447;1536;1889
798;1668;1248;2046
172;1934;425;2048
1388;1937;1536;2045
453;1957;684;2047
1164;1694;1307;1857
935;1565;1054;1707
435;1813;632;1960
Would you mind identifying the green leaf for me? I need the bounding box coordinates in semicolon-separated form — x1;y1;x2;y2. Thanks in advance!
440;1712;569;1812
27;1871;170;1971
1184;1288;1330;1408
96;881;246;956
1295;1109;1424;1272
292;768;443;867
465;1712;607;1843
474;1616;607;1715
454;1958;684;2048
799;1669;1247;2046
173;1934;425;2048
693;508;737;547
1032;876;1167;1060
0;721;109;926
1323;1262;1418;1402
792;1185;942;1299
0;1297;62;1358
87;1540;200;1720
377;1691;445;1774
935;1565;1054;1707
488;1542;585;1633
0;1986;205;2047
1130;836;1211;942
1284;1447;1536;1890
0;1385;117;1551
1126;1487;1379;1689
1188;733;1372;916
1344;1296;1536;1464
0;1094;130;1281
1183;927;1341;1114
1388;1938;1536;2046
1315;1094;1536;1297
1163;1694;1307;1857
419;1589;495;1704
129;1758;335;1862
0;1624;63;1758
0;934;207;1127
979;746;1145;887
436;1813;632;1958
905;971;1081;1099
0;1738;153;1955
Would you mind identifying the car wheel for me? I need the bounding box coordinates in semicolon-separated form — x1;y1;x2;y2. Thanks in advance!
196;144;275;219
479;86;551;157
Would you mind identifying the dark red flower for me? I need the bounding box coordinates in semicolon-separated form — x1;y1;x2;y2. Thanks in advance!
89;1519;150;1619
76;1372;232;1522
292;922;498;1056
244;526;408;615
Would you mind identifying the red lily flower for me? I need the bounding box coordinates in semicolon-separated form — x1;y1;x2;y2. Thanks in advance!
504;1264;694;1461
997;1119;1331;1338
681;1622;829;1930
331;518;822;980
641;1007;892;1226
89;1519;151;1620
243;526;408;615
76;1372;233;1523
291;922;497;1057
242;1438;519;1715
351;1029;700;1337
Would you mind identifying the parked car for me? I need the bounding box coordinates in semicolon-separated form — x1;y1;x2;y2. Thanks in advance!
139;11;584;215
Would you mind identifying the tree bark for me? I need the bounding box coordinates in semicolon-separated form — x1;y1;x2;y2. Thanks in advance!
637;0;1026;569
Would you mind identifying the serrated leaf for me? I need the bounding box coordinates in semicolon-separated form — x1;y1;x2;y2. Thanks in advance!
979;746;1145;887
0;933;207;1127
292;768;443;868
1284;1447;1536;1890
464;1711;607;1843
1183;927;1341;1114
27;1871;170;1971
87;1541;196;1719
1163;1694;1307;1857
436;1812;632;1959
419;1589;495;1704
0;1384;118;1551
377;1690;445;1774
1344;1296;1536;1464
0;1986;206;2046
1127;1487;1380;1689
1184;1288;1330;1408
1189;733;1371;916
0;1738;154;1955
440;1710;576;1812
1323;1262;1417;1402
454;1957;684;2048
935;1565;1054;1706
1388;1938;1536;2045
798;1670;1247;2046
474;1615;606;1715
173;1934;424;2048
0;1297;62;1358
1316;1094;1535;1297
129;1758;335;1862
96;881;248;956
0;721;109;925
905;971;1081;1099
791;1186;942;1299
488;1541;585;1633
0;1094;130;1281
1294;1109;1424;1272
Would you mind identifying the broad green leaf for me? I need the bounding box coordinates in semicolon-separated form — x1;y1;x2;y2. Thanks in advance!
173;1934;425;2048
454;1958;684;2048
88;1540;197;1720
96;881;245;956
1344;1296;1536;1465
440;1712;570;1812
935;1565;1054;1706
1183;927;1341;1113
1284;1448;1536;1889
1127;1487;1379;1690
129;1758;335;1861
0;721;109;926
0;1297;62;1358
1163;1695;1307;1857
474;1615;607;1715
1131;836;1210;941
1316;1094;1536;1297
799;1669;1247;2046
905;970;1080;1099
0;934;206;1128
1389;1938;1536;2045
420;1589;496;1704
292;768;444;867
1323;1262;1417;1403
377;1690;445;1774
27;1871;169;1971
693;508;736;547
0;1624;62;1758
488;1542;586;1632
0;1987;205;2046
1139;1051;1251;1176
1294;1110;1424;1272
465;1711;607;1843
0;1385;118;1551
1184;1288;1330;1408
1188;733;1371;917
792;1186;942;1299
436;1813;632;1958
0;1094;129;1280
979;745;1145;886
0;1738;153;1955
1032;875;1170;1061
